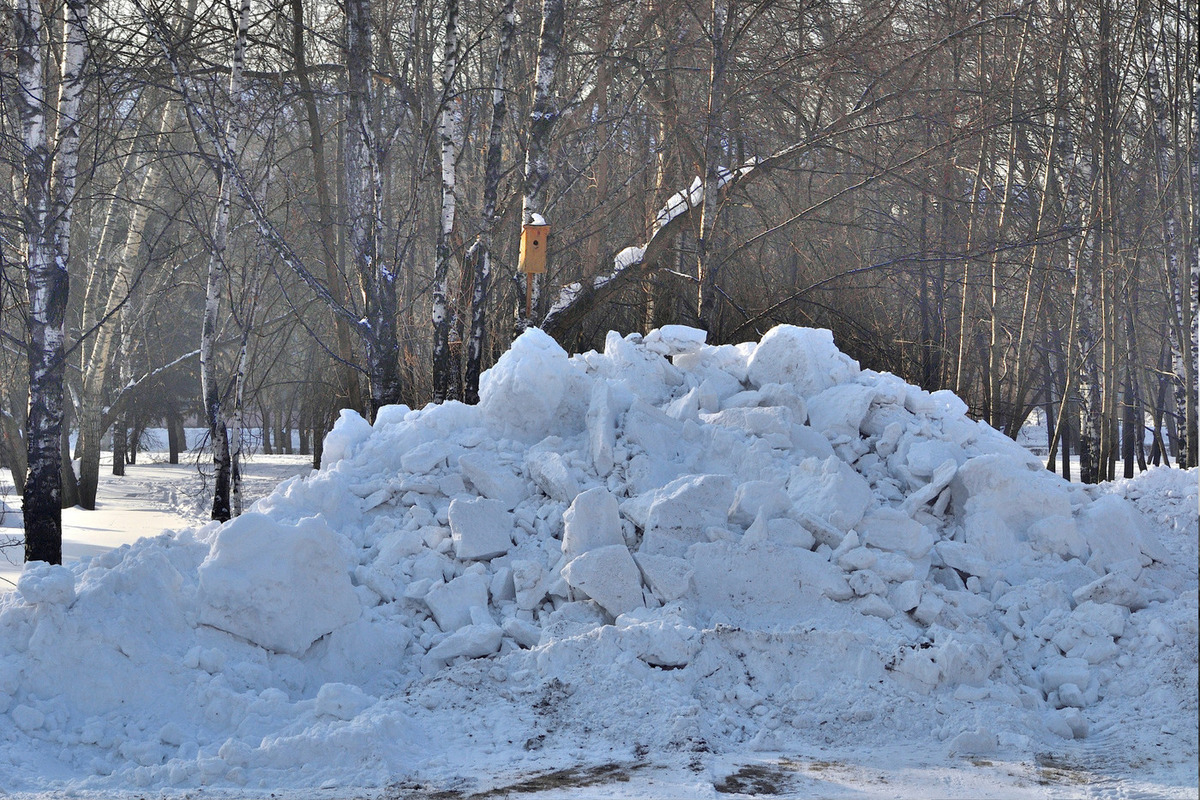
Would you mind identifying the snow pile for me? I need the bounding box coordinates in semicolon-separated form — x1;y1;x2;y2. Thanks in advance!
0;324;1196;796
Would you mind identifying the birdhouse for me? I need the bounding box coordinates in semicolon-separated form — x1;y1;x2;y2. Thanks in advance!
519;222;550;274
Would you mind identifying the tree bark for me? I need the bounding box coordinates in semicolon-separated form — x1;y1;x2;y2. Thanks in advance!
464;0;516;405
345;0;401;419
518;0;565;329
696;0;732;333
199;0;251;522
18;0;88;563
1140;6;1197;468
432;0;462;403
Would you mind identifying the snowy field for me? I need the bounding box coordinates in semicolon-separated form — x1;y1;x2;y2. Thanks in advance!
0;325;1196;799
1;450;315;591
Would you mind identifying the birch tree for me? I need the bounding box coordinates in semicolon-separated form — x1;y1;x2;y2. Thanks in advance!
1140;4;1197;468
463;0;516;405
198;0;251;521
16;0;89;563
518;0;564;330
345;0;401;419
695;0;732;333
431;0;462;402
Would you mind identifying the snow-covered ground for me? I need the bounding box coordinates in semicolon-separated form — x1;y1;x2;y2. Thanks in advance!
1;451;314;591
0;325;1196;799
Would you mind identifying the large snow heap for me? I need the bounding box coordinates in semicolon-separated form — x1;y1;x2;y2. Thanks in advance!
0;324;1195;794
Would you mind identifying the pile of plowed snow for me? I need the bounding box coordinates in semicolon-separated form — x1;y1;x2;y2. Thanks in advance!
1;325;1196;796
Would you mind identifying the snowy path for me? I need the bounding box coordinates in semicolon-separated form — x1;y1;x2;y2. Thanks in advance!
1;454;313;591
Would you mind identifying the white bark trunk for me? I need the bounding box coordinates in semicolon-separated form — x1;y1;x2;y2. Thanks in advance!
432;0;462;402
201;0;251;522
18;0;88;564
463;0;516;405
518;0;564;329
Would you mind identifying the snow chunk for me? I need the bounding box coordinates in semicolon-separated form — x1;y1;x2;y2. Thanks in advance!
616;611;700;667
315;683;375;720
458;453;528;509
1076;494;1168;573
935;541;992;582
525;449;580;503
479;328;590;441
1071;572;1146;610
561;545;644;618
11;704;44;732
691;541;854;620
586;382;620;476
728;481;791;527
806;383;878;439
633;553;694;602
322;408;373;464
951;454;1073;562
17;563;76;606
787;456;873;532
562;487;623;562
859;508;934;559
642;324;706;356
746;325;859;396
512;559;547;610
423;620;503;672
1027;515;1089;560
502;617;542;648
198;513;361;656
448;497;513;561
425;572;490;632
640;474;738;557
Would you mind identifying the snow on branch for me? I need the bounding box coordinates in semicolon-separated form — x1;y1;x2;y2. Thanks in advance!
540;160;756;339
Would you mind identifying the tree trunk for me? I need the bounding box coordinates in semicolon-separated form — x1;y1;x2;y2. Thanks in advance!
346;0;401;419
112;420;126;476
1140;7;1197;468
18;0;88;564
60;424;79;509
230;334;249;517
518;0;565;329
432;0;462;402
464;0;516;405
167;409;183;464
696;0;732;333
0;413;28;495
200;0;250;522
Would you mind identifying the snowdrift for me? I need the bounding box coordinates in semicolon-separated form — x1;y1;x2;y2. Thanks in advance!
0;325;1196;796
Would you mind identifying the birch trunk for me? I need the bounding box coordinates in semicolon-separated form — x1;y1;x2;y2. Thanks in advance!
345;0;401;419
1140;8;1197;467
464;0;516;405
696;0;731;333
518;0;564;329
200;0;251;522
432;0;461;402
229;334;249;517
18;0;88;563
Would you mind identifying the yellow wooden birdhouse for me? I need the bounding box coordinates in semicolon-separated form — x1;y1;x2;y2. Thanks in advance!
519;222;549;274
